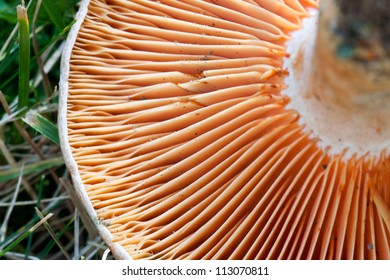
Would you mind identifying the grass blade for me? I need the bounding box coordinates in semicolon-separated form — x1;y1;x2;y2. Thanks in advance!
0;0;15;23
39;215;74;259
74;210;80;260
0;156;64;183
0;212;53;258
25;175;45;259
17;5;30;112
41;0;66;31
0;165;23;242
0;135;37;199
0;18;76;91
0;200;65;250
35;207;72;260
23;110;59;144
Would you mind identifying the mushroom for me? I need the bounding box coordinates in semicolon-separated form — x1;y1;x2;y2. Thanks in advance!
59;0;390;259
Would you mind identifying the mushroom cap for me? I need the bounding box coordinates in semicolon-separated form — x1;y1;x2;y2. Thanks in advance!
59;0;390;259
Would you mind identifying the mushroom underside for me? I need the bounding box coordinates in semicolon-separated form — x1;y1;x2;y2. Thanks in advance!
60;0;390;259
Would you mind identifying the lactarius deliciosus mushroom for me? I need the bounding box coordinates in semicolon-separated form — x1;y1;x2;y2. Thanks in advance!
59;0;390;259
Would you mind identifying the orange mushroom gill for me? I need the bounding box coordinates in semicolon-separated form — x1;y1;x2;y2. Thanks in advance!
59;0;390;259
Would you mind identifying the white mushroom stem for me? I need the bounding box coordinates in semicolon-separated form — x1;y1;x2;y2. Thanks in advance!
283;0;390;159
314;0;390;110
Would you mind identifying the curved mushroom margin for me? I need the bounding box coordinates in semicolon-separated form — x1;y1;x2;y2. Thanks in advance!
58;0;132;260
59;0;390;260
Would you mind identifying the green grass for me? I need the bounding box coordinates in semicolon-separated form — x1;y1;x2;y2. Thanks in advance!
0;0;108;260
17;5;30;112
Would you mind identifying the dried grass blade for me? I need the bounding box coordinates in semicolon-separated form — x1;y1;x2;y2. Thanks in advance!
34;207;72;260
0;212;53;258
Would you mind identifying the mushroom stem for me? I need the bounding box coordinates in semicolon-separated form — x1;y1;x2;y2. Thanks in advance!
283;0;390;158
313;0;390;110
